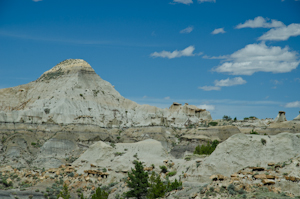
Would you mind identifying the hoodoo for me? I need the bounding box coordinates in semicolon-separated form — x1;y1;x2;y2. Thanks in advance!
274;111;287;123
0;59;212;128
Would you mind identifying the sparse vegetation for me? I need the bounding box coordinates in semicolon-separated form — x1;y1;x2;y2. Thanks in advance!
56;184;70;199
160;165;168;173
166;171;177;177
194;140;219;155
250;129;259;134
91;187;108;199
222;115;232;121
208;121;218;126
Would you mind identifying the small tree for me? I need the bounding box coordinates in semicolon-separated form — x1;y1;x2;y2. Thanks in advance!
125;161;149;199
222;115;232;121
167;179;182;192
147;172;166;199
56;184;70;199
91;187;108;199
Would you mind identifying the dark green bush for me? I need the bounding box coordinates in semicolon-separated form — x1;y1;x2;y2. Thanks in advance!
160;165;168;173
208;122;218;126
250;129;259;134
222;115;232;121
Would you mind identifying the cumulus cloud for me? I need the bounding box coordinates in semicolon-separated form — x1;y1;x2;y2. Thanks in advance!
285;101;300;108
173;0;193;4
214;77;247;87
164;96;170;100
150;45;195;59
211;28;226;34
180;26;194;34
213;42;300;75
236;16;285;29
259;23;300;41
198;0;216;3
197;104;215;110
198;86;221;91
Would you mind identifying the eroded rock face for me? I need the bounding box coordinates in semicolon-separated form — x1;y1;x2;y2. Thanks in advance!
187;132;300;182
0;59;211;128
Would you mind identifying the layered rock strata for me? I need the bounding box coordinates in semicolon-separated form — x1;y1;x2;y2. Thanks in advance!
0;59;212;128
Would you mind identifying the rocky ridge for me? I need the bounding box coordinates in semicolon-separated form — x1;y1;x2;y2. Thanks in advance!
0;59;211;128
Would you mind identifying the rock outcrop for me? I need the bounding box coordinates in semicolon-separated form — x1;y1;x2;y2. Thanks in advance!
187;132;300;182
274;111;287;123
294;111;300;121
0;59;211;128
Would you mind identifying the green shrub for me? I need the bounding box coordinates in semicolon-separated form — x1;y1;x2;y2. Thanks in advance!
222;115;232;121
250;129;259;134
91;187;108;199
194;140;219;155
167;179;182;192
56;184;70;199
167;171;177;177
228;184;236;195
208;122;218;126
261;138;266;145
147;172;166;199
160;166;168;173
184;156;191;161
114;152;125;156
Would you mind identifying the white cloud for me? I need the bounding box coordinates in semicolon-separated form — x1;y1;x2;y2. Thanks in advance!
198;0;216;3
173;0;193;4
199;77;246;91
198;86;221;91
214;77;247;87
236;16;285;29
197;104;215;110
258;23;300;41
150;45;195;59
213;42;300;75
164;96;170;100
143;96;148;99
180;26;194;34
271;79;282;85
202;55;228;59
285;101;300;108
211;28;226;34
32;0;42;2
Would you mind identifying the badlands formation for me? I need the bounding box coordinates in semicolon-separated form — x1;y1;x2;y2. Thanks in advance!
0;59;300;199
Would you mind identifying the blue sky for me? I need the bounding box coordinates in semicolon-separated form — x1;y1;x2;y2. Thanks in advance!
0;0;300;120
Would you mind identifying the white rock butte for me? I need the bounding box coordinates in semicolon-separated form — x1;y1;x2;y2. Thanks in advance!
0;59;212;127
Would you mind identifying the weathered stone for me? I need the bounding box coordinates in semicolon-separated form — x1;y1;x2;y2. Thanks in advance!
253;174;267;179
285;176;300;182
262;179;275;185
